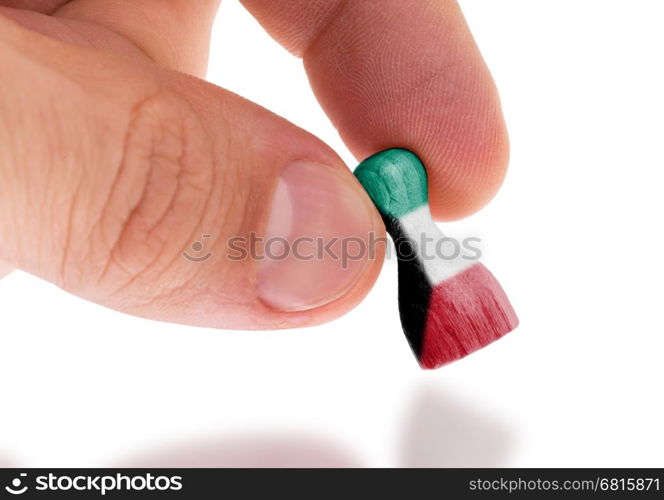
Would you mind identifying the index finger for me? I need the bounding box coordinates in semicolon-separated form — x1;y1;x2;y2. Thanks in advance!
241;0;509;220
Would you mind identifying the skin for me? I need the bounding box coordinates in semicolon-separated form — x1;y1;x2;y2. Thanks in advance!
0;0;509;330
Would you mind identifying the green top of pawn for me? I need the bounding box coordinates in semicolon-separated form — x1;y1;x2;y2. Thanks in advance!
354;148;429;219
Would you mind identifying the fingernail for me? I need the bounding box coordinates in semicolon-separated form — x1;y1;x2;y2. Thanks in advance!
257;160;376;312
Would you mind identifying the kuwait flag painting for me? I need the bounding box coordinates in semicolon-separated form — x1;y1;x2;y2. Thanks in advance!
355;149;518;369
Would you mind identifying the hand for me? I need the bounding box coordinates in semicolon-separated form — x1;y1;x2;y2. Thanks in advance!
0;0;508;329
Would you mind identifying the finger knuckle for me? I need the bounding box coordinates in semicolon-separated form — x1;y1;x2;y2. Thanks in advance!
93;89;215;295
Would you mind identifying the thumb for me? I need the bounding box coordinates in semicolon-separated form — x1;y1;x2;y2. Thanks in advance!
0;18;383;329
0;260;12;280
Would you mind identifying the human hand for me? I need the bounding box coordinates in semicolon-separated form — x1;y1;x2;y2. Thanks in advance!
0;0;508;329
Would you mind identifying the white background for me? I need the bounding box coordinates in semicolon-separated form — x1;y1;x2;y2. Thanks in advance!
1;0;663;467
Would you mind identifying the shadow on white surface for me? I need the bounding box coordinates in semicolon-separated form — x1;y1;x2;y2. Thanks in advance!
118;433;363;468
114;385;513;468
399;384;514;467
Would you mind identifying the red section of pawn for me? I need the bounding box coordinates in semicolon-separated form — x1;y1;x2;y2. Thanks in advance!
418;263;518;369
